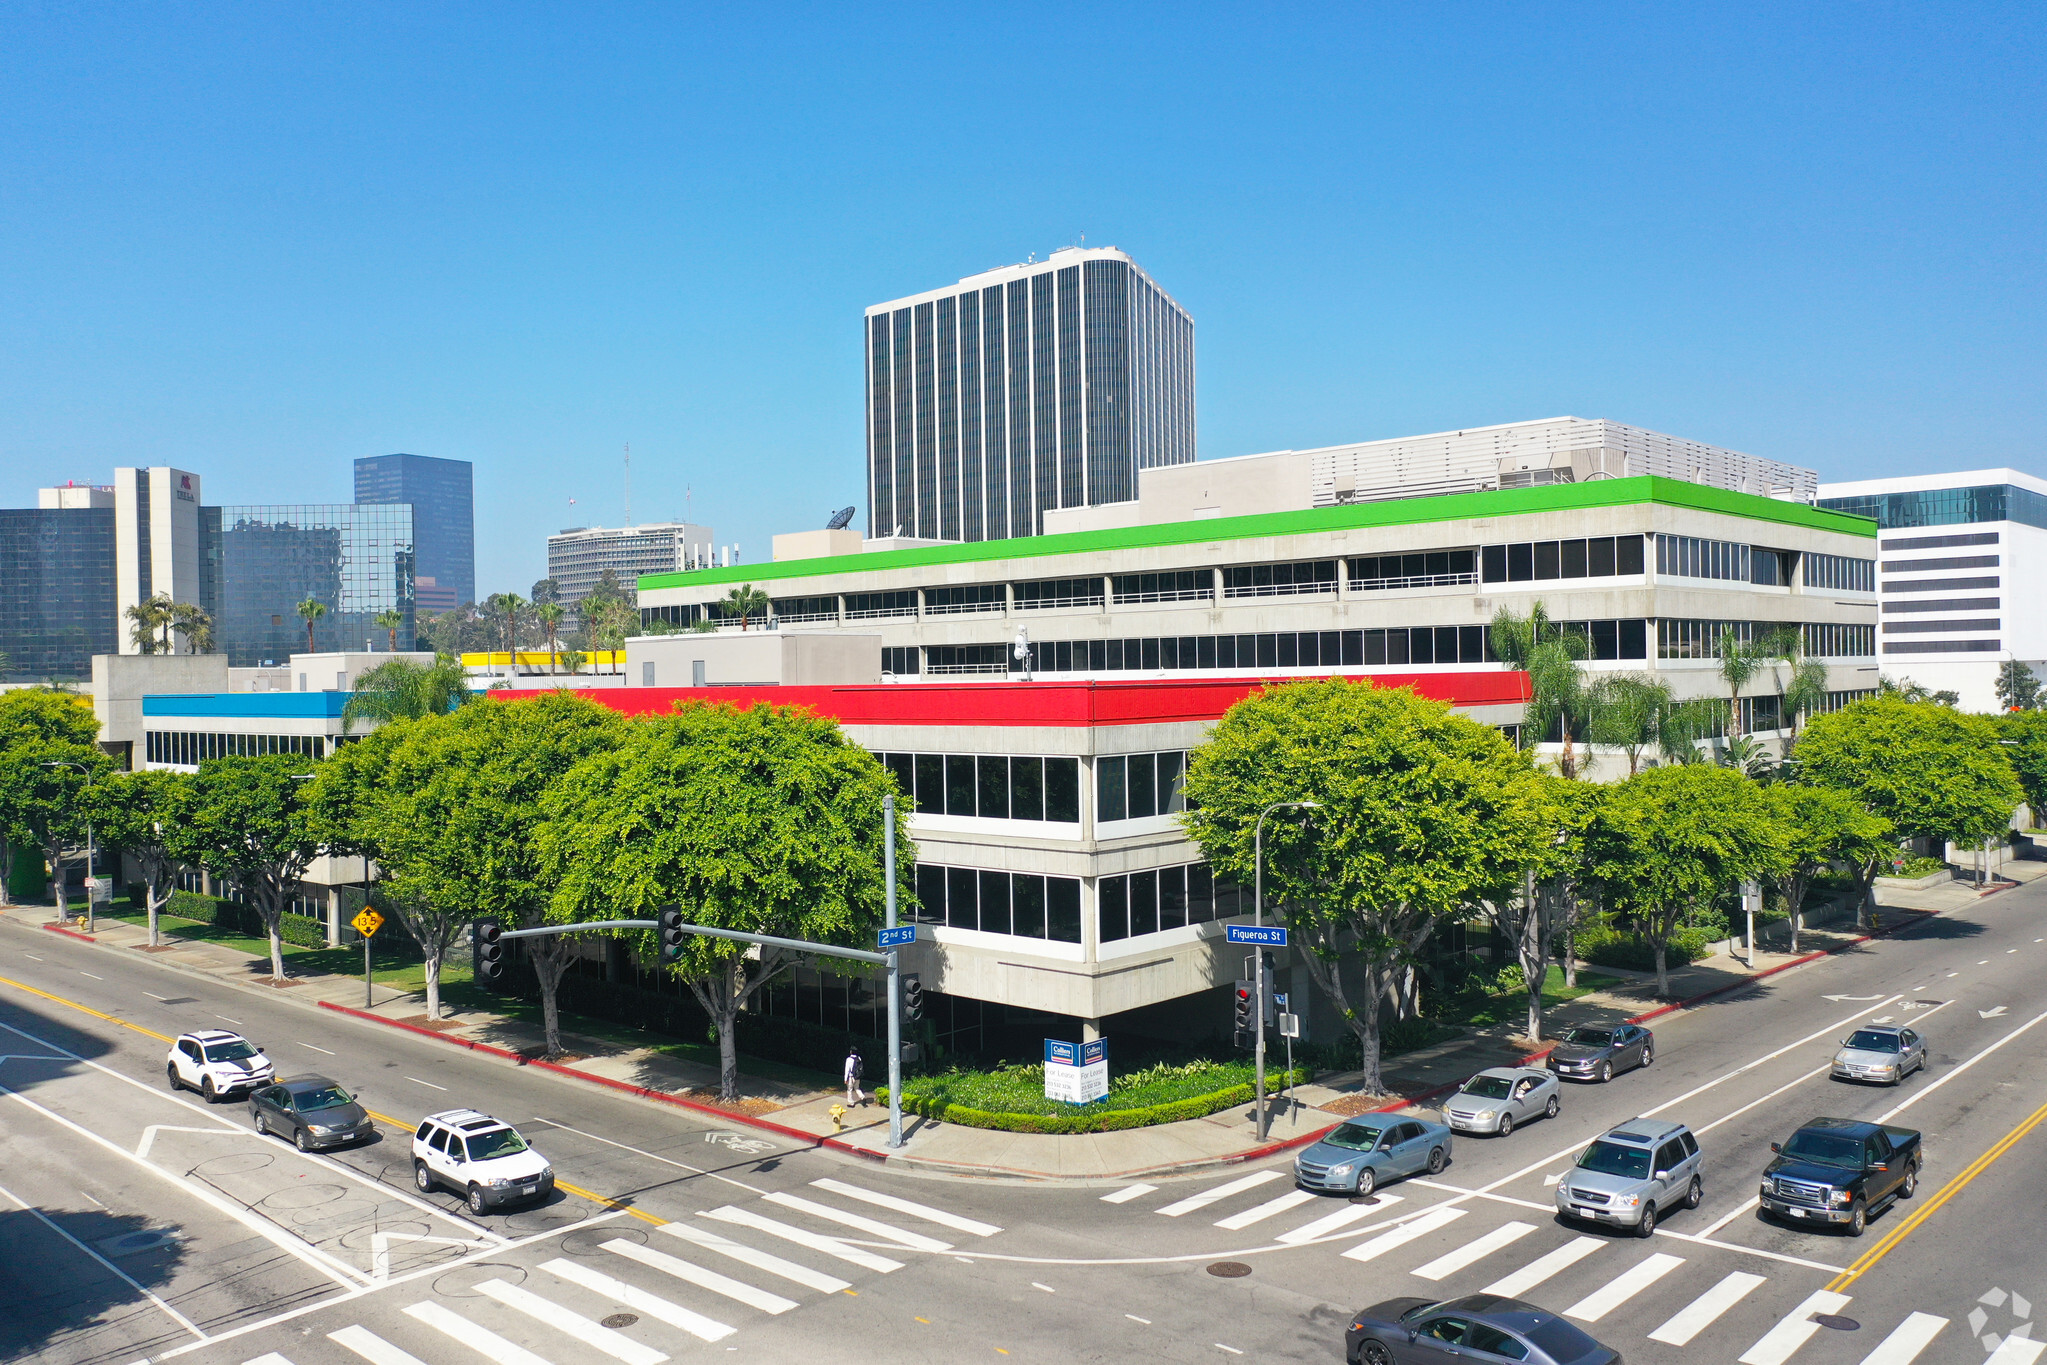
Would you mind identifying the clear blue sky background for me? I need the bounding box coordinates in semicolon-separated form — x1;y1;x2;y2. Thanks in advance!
4;4;2040;597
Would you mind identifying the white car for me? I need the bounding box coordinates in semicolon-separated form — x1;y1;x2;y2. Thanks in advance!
166;1030;275;1102
411;1110;555;1215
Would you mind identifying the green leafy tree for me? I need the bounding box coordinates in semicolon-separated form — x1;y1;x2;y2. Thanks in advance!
0;741;113;918
0;691;103;905
590;598;637;674
1657;696;1729;765
295;597;328;654
719;584;771;633
127;593;176;654
486;592;528;661
341;655;473;734
172;754;324;982
1996;658;2042;712
1586;676;1673;778
374;609;405;653
1587;764;1787;997
1796;697;2024;924
88;769;192;947
1879;675;1960;708
529;577;562;607
171;602;214;654
1490;604;1592;777
1182;681;1556;1094
1483;774;1599;1039
1999;710;2047;824
1773;636;1833;755
1762;784;1893;953
542;701;910;1098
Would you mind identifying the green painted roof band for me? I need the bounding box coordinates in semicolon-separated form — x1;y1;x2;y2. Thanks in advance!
641;476;1878;594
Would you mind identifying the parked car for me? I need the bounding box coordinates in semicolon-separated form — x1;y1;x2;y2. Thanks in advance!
166;1030;275;1101
1759;1117;1921;1236
1296;1116;1454;1197
412;1110;555;1215
1555;1118;1703;1237
1546;1023;1654;1083
1445;1067;1560;1138
249;1075;376;1151
1346;1293;1621;1365
1831;1025;1928;1086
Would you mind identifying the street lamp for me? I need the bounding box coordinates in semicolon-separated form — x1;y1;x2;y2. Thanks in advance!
1254;798;1320;1142
43;760;98;933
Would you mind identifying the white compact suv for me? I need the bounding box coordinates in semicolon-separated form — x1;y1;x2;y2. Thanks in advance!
411;1110;555;1215
166;1030;276;1102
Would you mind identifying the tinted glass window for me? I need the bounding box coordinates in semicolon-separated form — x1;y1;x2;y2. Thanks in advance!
1097;756;1127;822
1421;1317;1469;1344
1127;754;1157;818
976;756;1008;819
1011;876;1045;938
428;1128;452;1154
1847;1030;1901;1052
292;1085;352;1111
1465;1324;1528;1361
1656;1141;1686;1172
1011;757;1045;821
465;1129;530;1162
1577;1140;1651;1178
1047;877;1081;942
913;755;943;815
1324;1122;1384;1150
945;756;976;816
1680;1131;1700;1157
978;870;1011;935
205;1041;258;1062
1526;1318;1601;1361
947;868;978;930
1045;757;1079;822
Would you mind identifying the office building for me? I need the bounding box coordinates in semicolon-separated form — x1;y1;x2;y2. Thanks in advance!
353;454;475;610
114;467;207;654
546;522;715;608
1;498;117;681
1818;468;2047;712
200;504;416;667
866;246;1195;545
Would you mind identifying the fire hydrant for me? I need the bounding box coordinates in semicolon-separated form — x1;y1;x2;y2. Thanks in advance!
828;1103;847;1131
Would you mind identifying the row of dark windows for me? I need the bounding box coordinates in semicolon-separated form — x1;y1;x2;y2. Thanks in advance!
1352;550;1476;584
882;647;921;675
1819;484;2047;532
910;865;1084;943
1886;576;1998;594
1883;555;1998;573
1222;560;1338;595
1027;620;1647;672
1882;597;1997;614
1015;576;1105;609
1654;620;1876;660
1883;639;2001;654
1654;534;1798;586
1098;751;1187;822
1880;531;1997;552
147;730;326;765
878;752;1081;823
1882;618;1998;634
1099;862;1248;942
1804;552;1877;592
1483;536;1646;583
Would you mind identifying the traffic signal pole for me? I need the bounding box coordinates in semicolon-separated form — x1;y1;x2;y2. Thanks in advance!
884;794;902;1150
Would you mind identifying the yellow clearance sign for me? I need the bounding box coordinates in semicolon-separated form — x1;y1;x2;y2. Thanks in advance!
351;909;385;938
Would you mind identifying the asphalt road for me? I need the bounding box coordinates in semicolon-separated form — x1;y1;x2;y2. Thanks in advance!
4;879;2047;1365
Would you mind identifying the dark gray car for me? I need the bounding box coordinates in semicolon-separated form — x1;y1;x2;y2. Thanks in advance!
249;1076;375;1151
1546;1023;1653;1083
1346;1293;1620;1365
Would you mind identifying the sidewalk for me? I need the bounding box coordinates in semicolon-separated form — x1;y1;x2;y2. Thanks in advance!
4;862;2036;1181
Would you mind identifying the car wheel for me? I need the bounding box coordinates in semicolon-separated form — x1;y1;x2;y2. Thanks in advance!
1640;1044;1654;1068
294;1128;311;1153
1361;1341;1395;1365
1497;1113;1513;1138
468;1185;489;1216
1356;1167;1376;1198
1684;1176;1703;1210
166;1063;182;1093
1545;1094;1560;1120
1847;1200;1867;1237
1427;1146;1446;1175
252;1112;266;1137
414;1161;435;1194
1637;1202;1657;1238
200;1076;217;1102
1901;1164;1918;1199
1598;1060;1613;1083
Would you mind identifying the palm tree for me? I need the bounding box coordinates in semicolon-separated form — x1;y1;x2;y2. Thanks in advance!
374;609;405;653
590;598;635;674
1715;625;1791;738
341;655;475;733
1490;603;1592;778
1586;675;1673;777
535;602;565;674
720;584;771;632
1657;696;1729;764
485;592;527;672
127;593;176;654
295;597;328;654
171;602;214;654
1774;634;1833;757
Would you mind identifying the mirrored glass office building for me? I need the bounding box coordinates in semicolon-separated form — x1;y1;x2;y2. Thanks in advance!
200;504;415;666
353;453;474;610
866;247;1195;543
0;507;117;680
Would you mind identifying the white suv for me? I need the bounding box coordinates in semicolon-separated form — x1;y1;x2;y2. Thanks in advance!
166;1030;275;1102
411;1110;554;1215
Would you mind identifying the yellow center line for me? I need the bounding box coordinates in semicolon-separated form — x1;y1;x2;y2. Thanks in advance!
1827;1095;2047;1292
0;973;173;1043
361;1107;666;1227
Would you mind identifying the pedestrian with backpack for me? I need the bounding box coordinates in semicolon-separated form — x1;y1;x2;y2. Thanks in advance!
844;1047;867;1106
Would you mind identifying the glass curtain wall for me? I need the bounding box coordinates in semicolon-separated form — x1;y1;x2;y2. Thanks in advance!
206;504;415;666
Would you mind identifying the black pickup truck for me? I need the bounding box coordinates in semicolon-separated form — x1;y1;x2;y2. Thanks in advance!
1759;1116;1922;1236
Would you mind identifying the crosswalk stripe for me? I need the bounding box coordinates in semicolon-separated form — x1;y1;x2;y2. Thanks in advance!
1484;1237;1604;1298
244;1355;295;1365
1564;1252;1684;1322
1101;1183;1156;1204
701;1206;905;1273
1340;1207;1466;1263
600;1239;799;1314
1738;1290;1852;1365
331;1326;431;1365
1214;1190;1317;1231
1275;1196;1405;1245
1155;1170;1283;1217
1986;1336;2047;1364
658;1221;851;1293
1858;1313;1949;1365
1411;1221;1536;1281
809;1178;1002;1237
475;1278;668;1365
403;1302;553;1365
543;1257;737;1342
763;1192;952;1252
1649;1271;1768;1346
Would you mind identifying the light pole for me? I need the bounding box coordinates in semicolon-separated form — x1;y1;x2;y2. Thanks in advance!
1254;798;1319;1142
43;760;98;933
884;792;903;1150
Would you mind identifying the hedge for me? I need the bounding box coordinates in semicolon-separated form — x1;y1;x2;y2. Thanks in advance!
161;888;329;950
1574;922;1715;973
874;1067;1313;1134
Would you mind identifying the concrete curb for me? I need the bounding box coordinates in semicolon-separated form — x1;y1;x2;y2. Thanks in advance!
42;922;99;943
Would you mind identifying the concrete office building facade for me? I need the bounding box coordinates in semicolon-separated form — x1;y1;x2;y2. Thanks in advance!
547;522;716;608
115;467;207;654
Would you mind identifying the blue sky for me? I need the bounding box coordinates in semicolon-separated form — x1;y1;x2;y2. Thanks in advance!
3;4;2040;595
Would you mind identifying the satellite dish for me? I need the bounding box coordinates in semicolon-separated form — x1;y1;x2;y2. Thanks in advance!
825;505;856;531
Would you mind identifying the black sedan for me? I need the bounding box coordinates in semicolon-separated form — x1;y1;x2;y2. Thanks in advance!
249;1076;376;1151
1347;1294;1620;1365
1546;1023;1653;1083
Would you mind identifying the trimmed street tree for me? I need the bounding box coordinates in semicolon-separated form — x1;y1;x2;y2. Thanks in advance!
541;700;909;1100
1586;764;1787;997
0;690;104;906
173;754;323;981
88;769;192;947
0;739;113;918
1763;783;1893;953
1484;773;1600;1040
1995;658;2041;713
1182;681;1555;1095
1999;709;2047;826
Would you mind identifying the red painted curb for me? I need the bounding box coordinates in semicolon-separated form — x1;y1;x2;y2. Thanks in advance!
1619;907;1935;1027
42;922;97;943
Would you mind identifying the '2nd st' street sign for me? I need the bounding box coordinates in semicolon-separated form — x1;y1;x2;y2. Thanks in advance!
1225;924;1288;947
876;925;917;948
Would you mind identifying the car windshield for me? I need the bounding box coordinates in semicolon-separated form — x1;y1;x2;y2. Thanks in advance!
1782;1131;1862;1167
1576;1140;1651;1178
1562;1028;1613;1047
1399;1300;1450;1324
464;1128;530;1162
1845;1031;1901;1053
203;1041;257;1062
1461;1076;1514;1100
1322;1122;1385;1151
1527;1317;1601;1361
292;1086;353;1112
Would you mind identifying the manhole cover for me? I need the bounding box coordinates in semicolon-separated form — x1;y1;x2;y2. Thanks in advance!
600;1314;639;1329
94;1229;179;1258
1207;1262;1252;1278
1815;1314;1861;1331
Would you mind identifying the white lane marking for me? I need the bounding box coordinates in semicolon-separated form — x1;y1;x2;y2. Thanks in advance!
331;1325;431;1365
1565;1251;1685;1321
527;1117;767;1196
762;1191;951;1252
405;1077;447;1091
1484;1236;1603;1297
658;1221;848;1293
699;1206;903;1273
1101;1182;1155;1204
1698;1196;1761;1238
1882;1003;2047;1121
1693;1063;1834;1134
1156;1170;1282;1217
1215;1346;1243;1356
298;1042;335;1055
809;1178;1001;1236
1412;1221;1536;1280
1979;960;1990;965
80;972;103;980
22;953;43;961
1649;1271;1768;1345
403;1301;552;1365
1032;1282;1055;1293
1341;1207;1466;1262
602;1239;797;1314
214;1015;243;1025
2010;949;2020;954
1857;1312;1949;1364
1739;1289;1851;1365
1213;1190;1316;1230
475;1277;667;1365
243;1355;293;1365
544;1257;736;1342
0;1177;208;1342
1275;1195;1403;1244
1986;1335;2047;1364
136;1123;244;1160
145;991;169;1000
1948;972;1959;977
1126;1314;1151;1324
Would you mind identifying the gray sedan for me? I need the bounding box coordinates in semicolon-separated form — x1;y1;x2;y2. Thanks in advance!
1444;1067;1560;1138
1546;1023;1654;1082
249;1076;376;1151
1832;1025;1927;1085
1296;1116;1455;1197
1346;1293;1620;1365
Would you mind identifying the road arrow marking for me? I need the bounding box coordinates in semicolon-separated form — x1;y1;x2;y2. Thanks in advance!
1544;1173;1563;1187
371;1231;492;1282
1823;995;1884;1002
1981;1007;2009;1019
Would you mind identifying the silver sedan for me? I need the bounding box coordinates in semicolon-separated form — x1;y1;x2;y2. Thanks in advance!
1442;1066;1561;1138
1832;1025;1928;1085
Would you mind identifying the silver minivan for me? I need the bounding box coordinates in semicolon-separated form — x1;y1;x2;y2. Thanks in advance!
1555;1119;1703;1237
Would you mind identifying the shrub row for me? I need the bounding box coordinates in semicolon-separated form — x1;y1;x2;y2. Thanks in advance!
875;1067;1313;1134
1573;921;1715;973
158;888;329;950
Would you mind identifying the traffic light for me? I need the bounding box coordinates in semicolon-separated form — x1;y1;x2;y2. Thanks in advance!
1233;979;1255;1049
473;919;504;988
902;973;923;1024
658;904;687;963
1261;952;1278;1026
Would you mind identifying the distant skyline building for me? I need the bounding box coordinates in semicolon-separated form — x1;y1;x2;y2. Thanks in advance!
200;503;415;667
114;467;206;654
546;522;716;608
1;495;116;680
865;246;1195;544
353;453;474;611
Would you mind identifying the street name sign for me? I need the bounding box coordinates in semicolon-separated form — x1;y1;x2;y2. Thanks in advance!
1226;924;1288;947
351;908;385;938
877;925;917;949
